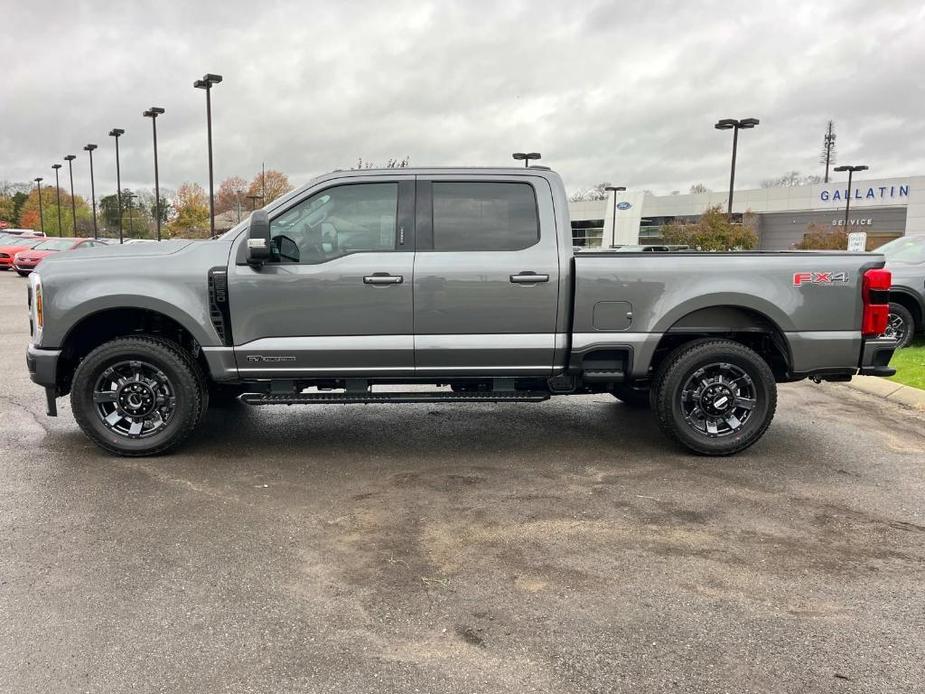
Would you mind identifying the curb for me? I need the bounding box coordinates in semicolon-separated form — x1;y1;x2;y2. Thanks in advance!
838;375;925;411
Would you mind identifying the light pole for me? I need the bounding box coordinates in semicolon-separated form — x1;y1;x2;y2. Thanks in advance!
512;152;541;168
142;108;165;241
51;164;63;237
125;192;137;238
604;185;626;247
64;155;77;235
83;144;98;238
834;164;869;229
109;128;125;243
33;178;45;234
714;117;759;217
194;73;223;236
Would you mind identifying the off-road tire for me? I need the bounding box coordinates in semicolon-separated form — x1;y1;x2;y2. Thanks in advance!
653;339;777;456
885;302;915;349
611;385;652;408
71;336;207;456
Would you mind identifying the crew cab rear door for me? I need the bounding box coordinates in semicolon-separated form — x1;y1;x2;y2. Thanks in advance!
227;176;416;376
412;175;560;375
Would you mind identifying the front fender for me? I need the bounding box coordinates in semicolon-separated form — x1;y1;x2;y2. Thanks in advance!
40;277;220;349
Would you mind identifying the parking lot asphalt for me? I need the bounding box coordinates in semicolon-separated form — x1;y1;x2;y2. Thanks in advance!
1;269;924;693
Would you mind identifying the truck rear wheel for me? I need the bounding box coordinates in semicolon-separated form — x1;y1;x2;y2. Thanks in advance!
70;336;207;456
653;339;777;456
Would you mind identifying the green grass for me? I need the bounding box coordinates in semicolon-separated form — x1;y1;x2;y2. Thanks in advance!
889;337;925;390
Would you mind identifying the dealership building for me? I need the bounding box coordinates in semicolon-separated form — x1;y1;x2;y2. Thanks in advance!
568;175;925;250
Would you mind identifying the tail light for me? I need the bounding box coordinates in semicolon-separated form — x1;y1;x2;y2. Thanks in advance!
861;268;891;337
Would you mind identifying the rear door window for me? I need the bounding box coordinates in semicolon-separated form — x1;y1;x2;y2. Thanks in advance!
431;182;539;251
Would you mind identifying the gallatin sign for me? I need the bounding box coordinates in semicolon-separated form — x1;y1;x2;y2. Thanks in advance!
820;185;909;202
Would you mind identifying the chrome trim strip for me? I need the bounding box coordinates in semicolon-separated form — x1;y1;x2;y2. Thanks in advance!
237;335;413;350
414;333;556;349
571;332;655;350
237;366;414;374
415;366;551;372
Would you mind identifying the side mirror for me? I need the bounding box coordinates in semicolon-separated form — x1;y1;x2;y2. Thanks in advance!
246;210;271;266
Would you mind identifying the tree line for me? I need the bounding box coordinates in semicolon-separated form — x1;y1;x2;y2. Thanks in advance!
0;169;293;239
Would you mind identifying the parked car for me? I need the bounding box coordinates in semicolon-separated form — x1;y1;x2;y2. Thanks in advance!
25;167;895;457
0;228;45;237
876;236;925;348
0;237;45;270
12;238;102;276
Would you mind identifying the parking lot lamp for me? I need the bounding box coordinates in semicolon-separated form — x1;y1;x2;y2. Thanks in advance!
51;164;63;236
834;164;869;230
714;117;759;217
33;178;45;234
125;192;137;239
83;144;98;238
64;155;77;235
512;152;541;168
604;185;626;245
142;108;165;241
109;129;125;243
194;73;223;236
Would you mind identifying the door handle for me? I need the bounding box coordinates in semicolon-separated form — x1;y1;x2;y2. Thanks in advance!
364;273;404;285
510;272;550;284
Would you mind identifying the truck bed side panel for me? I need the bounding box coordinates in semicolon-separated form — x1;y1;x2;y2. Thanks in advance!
573;252;884;377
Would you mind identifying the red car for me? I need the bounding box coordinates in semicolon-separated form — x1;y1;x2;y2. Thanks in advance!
0;237;45;270
12;238;103;276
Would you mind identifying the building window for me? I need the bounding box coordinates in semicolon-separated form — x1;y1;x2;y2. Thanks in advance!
571;219;604;247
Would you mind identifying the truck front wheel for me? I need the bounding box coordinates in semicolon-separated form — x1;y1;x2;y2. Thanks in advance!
653;339;777;456
70;336;207;456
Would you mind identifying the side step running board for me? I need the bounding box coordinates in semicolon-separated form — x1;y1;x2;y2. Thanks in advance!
241;391;550;406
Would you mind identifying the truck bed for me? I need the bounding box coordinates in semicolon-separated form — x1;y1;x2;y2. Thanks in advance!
572;251;885;378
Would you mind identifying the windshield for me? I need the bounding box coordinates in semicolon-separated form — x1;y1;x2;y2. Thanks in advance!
33;238;77;251
876;236;925;264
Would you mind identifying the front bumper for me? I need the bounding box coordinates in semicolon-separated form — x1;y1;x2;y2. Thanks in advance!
27;345;61;417
859;337;897;377
27;344;61;388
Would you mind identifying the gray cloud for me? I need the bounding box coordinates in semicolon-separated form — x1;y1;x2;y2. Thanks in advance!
1;0;923;201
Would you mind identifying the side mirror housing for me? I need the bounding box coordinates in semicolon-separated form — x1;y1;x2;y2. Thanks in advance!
246;210;271;266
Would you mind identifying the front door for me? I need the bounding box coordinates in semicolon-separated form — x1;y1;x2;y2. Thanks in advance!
228;177;415;377
412;176;561;376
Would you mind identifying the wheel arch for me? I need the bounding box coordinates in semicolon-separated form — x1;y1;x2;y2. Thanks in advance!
650;305;793;381
889;287;923;329
55;306;209;395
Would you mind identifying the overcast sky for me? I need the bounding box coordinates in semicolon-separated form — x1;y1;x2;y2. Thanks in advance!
2;0;924;200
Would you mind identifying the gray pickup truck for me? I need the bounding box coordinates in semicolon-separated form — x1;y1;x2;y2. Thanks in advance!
26;167;897;457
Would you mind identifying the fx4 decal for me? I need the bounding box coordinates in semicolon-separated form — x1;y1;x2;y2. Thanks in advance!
793;271;850;287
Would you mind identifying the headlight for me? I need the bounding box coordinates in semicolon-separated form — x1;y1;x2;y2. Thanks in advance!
29;273;44;345
35;283;43;329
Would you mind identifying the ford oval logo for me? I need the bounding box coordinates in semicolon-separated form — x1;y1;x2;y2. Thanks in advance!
616;201;632;210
